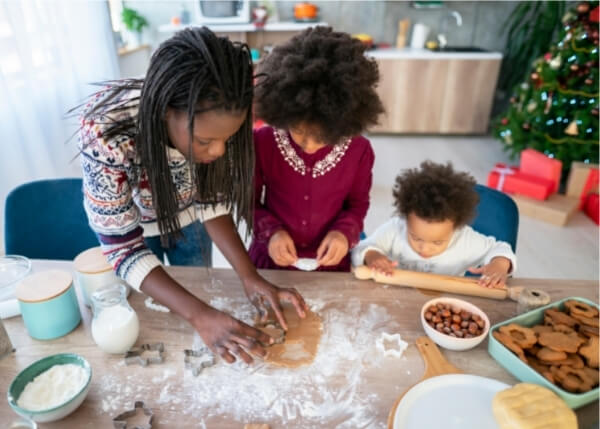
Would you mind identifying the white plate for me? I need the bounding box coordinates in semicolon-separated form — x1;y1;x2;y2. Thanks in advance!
393;374;509;429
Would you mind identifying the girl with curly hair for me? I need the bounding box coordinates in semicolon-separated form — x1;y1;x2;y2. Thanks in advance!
250;27;384;272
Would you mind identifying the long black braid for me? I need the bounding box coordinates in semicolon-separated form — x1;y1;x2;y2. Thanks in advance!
76;27;254;247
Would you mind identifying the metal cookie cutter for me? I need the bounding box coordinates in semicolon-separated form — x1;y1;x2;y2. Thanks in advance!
183;346;216;376
124;343;165;367
255;319;286;347
113;401;154;429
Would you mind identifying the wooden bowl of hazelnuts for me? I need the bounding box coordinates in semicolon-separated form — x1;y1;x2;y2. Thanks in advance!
421;297;490;351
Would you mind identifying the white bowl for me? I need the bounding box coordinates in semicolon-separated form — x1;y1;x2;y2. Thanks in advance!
7;354;92;423
421;297;490;351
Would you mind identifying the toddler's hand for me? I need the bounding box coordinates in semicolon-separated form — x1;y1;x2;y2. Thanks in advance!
364;250;397;276
468;257;511;288
268;230;298;267
317;231;349;267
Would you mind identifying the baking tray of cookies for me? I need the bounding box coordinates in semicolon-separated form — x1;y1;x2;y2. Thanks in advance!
488;296;599;409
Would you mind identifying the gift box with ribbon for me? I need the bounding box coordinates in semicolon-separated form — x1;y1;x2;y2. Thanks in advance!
520;149;562;194
583;193;599;225
566;161;599;209
487;163;554;200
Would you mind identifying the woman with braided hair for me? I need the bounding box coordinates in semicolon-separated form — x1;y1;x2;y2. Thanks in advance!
76;27;306;364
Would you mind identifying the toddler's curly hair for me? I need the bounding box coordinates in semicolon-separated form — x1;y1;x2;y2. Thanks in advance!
393;161;479;227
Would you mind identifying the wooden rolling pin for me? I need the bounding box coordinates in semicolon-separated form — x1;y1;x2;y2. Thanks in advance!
354;265;549;303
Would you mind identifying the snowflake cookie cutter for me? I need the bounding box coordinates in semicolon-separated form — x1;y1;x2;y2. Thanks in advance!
376;332;408;358
112;400;154;429
183;347;216;376
124;343;165;367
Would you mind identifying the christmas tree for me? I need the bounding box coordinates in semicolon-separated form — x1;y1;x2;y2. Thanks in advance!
494;1;599;175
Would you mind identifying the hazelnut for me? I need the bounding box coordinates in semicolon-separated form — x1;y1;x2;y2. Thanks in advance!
425;311;433;321
455;330;464;338
468;322;479;335
452;314;462;324
441;309;451;318
451;323;461;332
460;311;472;321
476;319;485;329
461;320;469;328
443;326;451;334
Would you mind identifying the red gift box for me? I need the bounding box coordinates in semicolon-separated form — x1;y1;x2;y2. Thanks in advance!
584;193;599;225
520;149;562;194
487;163;554;200
580;168;599;209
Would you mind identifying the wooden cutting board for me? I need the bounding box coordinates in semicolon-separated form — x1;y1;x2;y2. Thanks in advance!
387;336;462;429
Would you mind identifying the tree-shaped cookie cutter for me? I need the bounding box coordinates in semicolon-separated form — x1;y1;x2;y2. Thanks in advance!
183;346;216;376
112;400;154;429
124;343;165;367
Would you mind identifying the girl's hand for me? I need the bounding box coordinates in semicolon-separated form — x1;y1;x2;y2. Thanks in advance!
242;276;308;330
468;257;511;288
316;230;349;266
191;301;273;364
268;229;298;266
364;250;397;276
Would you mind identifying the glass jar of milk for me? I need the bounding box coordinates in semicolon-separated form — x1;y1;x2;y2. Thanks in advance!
91;284;139;354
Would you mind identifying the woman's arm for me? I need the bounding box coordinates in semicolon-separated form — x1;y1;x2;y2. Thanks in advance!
203;215;307;330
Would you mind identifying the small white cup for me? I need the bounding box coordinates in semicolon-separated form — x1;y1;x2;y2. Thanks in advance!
410;23;430;49
73;247;130;307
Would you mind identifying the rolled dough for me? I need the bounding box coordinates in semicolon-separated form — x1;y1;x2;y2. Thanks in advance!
255;304;322;368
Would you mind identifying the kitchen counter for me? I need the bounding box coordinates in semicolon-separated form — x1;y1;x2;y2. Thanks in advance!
367;47;503;60
158;21;327;34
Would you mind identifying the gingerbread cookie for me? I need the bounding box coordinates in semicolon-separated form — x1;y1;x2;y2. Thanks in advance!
528;356;555;383
540;353;584;369
537;346;567;362
579;324;599;338
571;312;600;328
538;331;585;354
532;325;554;336
493;331;528;363
582;366;600;388
499;324;538;349
564;300;599;319
553;365;597;393
579;336;599;368
545;308;579;328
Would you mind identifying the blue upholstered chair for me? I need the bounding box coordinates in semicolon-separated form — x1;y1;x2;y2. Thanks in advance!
4;178;99;260
470;184;519;251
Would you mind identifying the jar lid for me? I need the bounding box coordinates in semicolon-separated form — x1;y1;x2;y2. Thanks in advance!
16;270;73;303
73;247;111;274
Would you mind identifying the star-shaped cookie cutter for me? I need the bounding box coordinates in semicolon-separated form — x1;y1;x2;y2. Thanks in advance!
376;332;408;358
112;400;154;429
183;347;216;376
124;343;165;367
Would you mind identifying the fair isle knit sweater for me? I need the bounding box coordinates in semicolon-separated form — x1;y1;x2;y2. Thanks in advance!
79;89;228;291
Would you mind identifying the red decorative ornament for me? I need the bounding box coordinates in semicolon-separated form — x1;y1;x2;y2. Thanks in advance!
570;64;580;71
531;72;540;81
544;52;552;61
501;118;509;125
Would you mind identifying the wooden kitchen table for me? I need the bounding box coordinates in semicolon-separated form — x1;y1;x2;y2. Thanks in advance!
1;260;598;428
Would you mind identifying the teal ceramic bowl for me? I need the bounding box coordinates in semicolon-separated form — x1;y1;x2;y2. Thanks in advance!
488;296;599;409
16;270;81;340
7;353;92;423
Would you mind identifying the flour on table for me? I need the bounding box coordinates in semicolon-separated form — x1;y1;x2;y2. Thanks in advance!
144;296;170;313
97;296;400;428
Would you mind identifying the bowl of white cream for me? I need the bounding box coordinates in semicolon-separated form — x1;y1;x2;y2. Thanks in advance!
7;353;92;422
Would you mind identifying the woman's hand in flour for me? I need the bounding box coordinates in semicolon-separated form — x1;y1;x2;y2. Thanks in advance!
364;250;397;276
316;230;348;266
268;229;298;266
242;275;308;331
191;301;272;364
468;257;511;288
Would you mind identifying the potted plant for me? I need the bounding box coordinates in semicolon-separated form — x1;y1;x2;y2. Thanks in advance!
121;6;148;48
